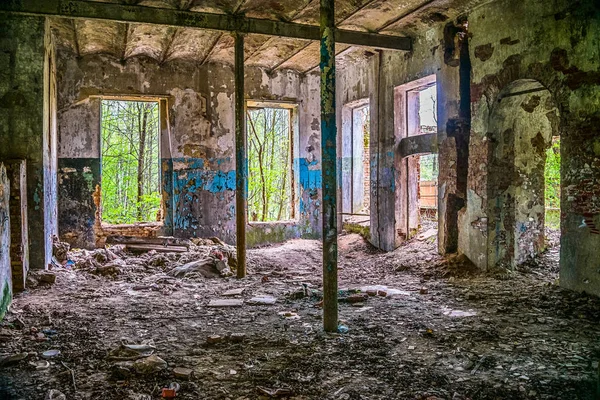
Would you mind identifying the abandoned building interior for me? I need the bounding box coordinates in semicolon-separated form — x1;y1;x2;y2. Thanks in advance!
1;0;599;399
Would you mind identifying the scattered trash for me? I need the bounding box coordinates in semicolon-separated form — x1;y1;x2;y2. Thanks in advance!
247;295;277;305
337;325;349;334
161;382;180;399
41;350;61;359
29;360;50;370
420;287;429;295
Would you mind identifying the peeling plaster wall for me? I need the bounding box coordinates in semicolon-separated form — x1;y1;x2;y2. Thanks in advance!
0;16;56;271
57;49;321;247
465;0;600;295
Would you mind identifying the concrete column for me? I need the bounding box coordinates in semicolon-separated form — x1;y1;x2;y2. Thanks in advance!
320;0;338;332
234;32;247;278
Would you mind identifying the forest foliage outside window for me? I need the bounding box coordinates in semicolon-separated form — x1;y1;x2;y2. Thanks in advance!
545;137;560;230
247;107;293;222
101;100;161;224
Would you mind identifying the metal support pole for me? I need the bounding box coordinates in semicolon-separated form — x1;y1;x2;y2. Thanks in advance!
234;32;247;278
320;0;338;332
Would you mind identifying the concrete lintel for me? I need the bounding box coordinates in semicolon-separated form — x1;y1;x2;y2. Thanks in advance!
0;0;412;51
399;133;437;158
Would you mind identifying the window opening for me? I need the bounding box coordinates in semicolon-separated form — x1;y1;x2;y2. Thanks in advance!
246;106;294;222
544;136;560;231
342;103;370;225
100;100;161;224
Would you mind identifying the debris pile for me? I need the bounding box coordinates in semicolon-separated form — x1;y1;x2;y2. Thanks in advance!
64;236;238;280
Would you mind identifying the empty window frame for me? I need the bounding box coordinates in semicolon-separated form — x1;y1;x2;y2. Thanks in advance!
341;101;370;224
246;102;297;222
100;99;162;224
408;82;439;223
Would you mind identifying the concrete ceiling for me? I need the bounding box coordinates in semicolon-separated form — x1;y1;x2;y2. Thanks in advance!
50;0;488;73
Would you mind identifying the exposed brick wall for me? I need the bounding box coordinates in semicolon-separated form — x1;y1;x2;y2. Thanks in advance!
4;160;27;292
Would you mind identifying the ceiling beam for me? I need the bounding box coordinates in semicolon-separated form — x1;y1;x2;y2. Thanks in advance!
269;0;379;73
0;0;412;51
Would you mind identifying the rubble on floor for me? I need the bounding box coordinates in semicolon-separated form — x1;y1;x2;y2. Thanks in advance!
1;230;599;400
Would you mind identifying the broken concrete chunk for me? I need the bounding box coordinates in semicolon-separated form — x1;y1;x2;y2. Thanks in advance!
133;354;167;375
208;299;244;307
173;367;193;379
246;295;277;305
229;333;246;343
222;288;245;296
0;352;28;367
206;335;225;344
39;272;57;284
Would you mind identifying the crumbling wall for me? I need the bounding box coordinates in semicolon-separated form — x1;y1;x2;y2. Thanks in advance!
0;15;55;270
465;0;600;295
0;164;11;320
56;49;321;247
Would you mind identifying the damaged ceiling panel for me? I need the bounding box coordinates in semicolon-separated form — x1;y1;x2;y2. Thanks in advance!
245;37;312;70
49;0;490;71
74;20;126;57
164;29;222;63
124;24;177;60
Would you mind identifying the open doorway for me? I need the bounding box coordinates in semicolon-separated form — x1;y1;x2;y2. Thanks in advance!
246;103;297;222
395;76;438;242
341;100;370;228
100;99;162;224
487;79;560;269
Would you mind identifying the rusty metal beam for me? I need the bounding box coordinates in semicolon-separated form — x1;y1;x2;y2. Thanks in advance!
0;0;411;51
320;0;338;333
234;32;247;279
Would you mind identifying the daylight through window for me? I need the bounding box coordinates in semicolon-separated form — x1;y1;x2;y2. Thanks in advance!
247;106;294;222
101;100;161;224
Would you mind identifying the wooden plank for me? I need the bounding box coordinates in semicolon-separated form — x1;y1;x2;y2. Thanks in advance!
0;0;412;51
124;244;188;253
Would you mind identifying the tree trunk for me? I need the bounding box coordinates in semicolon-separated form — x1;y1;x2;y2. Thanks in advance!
137;104;148;221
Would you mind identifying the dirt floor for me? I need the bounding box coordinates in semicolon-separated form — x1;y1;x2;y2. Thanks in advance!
1;228;599;400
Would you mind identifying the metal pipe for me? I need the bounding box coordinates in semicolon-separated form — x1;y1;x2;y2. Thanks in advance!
234;32;247;279
320;0;338;333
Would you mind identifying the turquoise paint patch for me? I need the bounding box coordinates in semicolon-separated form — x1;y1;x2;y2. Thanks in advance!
299;158;322;190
